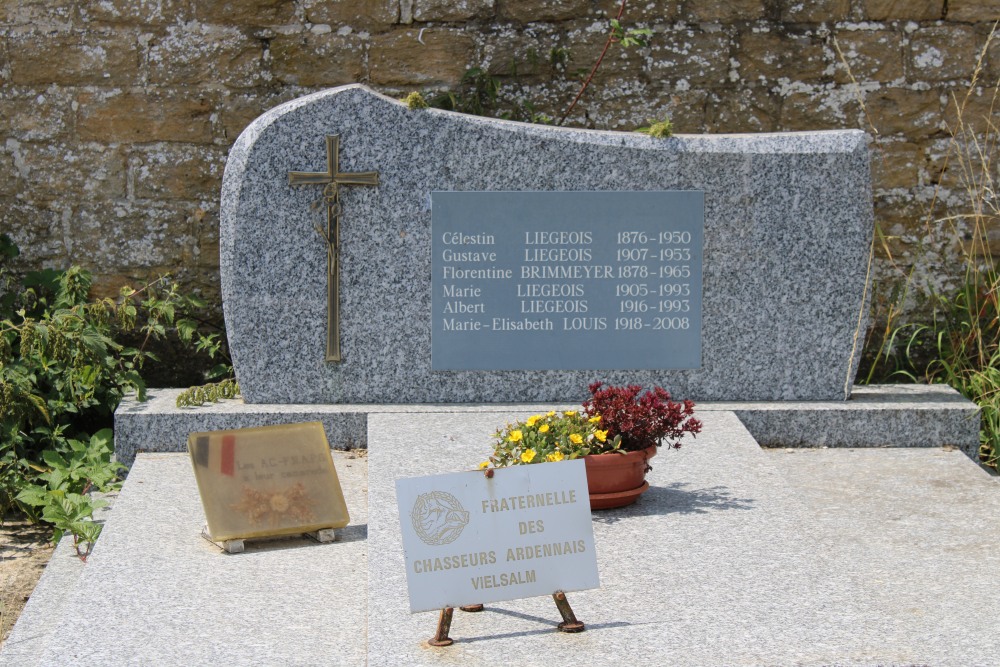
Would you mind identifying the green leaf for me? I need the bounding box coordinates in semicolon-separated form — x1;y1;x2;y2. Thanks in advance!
41;450;68;469
156;301;176;323
122;370;146;401
14;484;49;507
23;269;62;296
205;363;232;381
79;328;119;357
185;294;207;309
67;438;88;452
176;318;198;343
74;521;102;544
91;428;114;450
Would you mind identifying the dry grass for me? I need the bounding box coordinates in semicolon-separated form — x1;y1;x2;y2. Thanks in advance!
846;23;1000;467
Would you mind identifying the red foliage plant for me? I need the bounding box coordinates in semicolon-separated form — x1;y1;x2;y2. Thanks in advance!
583;382;702;452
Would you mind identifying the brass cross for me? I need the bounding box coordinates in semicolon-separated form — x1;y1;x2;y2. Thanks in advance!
289;135;379;362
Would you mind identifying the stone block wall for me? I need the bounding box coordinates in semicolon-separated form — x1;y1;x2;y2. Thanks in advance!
1;0;998;311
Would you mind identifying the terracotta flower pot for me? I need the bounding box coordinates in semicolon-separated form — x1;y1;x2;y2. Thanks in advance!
583;445;657;510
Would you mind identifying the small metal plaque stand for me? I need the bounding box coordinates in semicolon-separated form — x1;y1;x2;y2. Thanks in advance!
427;591;585;647
202;525;338;554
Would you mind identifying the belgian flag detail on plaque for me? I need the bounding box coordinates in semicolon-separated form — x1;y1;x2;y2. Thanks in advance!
187;422;350;542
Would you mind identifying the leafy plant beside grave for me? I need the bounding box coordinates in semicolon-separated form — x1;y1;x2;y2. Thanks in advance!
0;233;227;553
864;267;1000;468
14;429;122;559
556;9;653;126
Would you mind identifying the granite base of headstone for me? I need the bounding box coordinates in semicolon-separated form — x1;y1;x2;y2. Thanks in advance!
114;384;981;468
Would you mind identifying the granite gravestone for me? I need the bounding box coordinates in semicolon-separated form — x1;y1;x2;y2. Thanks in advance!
221;84;872;404
188;422;350;542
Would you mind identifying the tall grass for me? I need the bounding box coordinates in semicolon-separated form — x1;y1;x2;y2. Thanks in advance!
858;25;1000;467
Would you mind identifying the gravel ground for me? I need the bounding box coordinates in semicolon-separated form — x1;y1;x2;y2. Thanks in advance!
0;518;53;648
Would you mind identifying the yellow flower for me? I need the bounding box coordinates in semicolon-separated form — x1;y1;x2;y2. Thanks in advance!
589;415;602;423
538;424;550;433
509;430;523;443
546;411;556;417
569;433;583;445
521;449;536;463
546;451;565;462
526;415;541;427
564;410;578;417
478;461;490;470
595;429;608;443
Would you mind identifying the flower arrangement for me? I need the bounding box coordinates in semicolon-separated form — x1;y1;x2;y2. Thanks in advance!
582;382;701;451
489;410;622;468
489;383;701;468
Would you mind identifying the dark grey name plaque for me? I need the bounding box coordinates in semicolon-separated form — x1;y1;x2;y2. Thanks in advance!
431;191;704;371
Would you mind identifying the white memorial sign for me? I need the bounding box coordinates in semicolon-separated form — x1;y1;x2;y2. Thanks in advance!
395;460;599;613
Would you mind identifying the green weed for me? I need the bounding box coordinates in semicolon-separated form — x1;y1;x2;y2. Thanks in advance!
0;234;228;551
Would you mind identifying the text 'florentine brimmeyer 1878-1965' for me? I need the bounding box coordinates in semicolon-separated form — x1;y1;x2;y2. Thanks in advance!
431;191;704;371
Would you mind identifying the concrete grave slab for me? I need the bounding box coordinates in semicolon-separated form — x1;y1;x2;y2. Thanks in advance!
8;410;1000;666
17;452;369;667
366;410;1000;666
768;445;1000;661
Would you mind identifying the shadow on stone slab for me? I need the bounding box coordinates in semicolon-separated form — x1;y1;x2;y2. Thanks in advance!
480;606;562;628
219;523;368;554
337;523;368;543
592;483;755;523
452;607;632;644
447;627;556;644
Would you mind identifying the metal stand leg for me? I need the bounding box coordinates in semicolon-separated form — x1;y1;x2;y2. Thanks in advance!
429;594;584;645
428;607;455;646
552;591;585;633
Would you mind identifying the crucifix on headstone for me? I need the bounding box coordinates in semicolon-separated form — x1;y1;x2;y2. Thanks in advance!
289;135;379;362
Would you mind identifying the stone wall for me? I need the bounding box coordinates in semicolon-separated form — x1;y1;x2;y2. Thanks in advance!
1;0;998;311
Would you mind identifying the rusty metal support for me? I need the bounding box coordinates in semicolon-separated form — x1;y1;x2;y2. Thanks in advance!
428;607;455;646
552;591;585;633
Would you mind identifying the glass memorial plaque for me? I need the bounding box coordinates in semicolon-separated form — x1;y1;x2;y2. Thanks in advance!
187;422;349;542
431;190;704;371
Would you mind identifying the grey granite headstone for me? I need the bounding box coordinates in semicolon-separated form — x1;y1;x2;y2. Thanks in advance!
221;84;872;404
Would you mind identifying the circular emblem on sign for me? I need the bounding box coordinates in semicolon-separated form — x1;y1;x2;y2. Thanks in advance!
410;491;470;546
